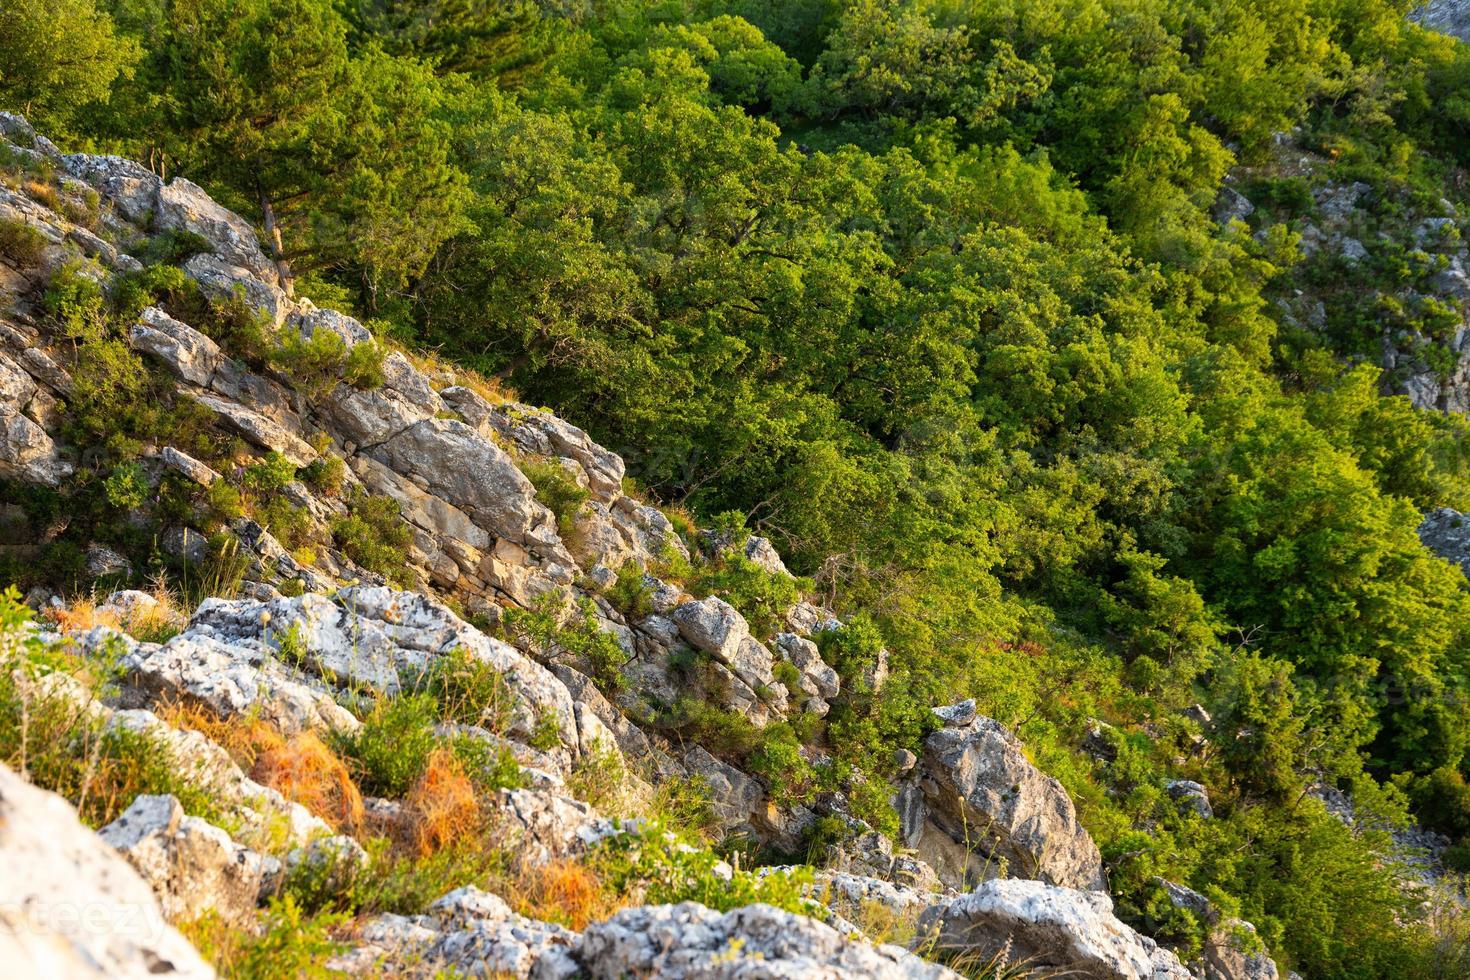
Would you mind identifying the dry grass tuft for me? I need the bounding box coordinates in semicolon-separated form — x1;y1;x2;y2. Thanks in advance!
405;747;480;856
513;858;621;931
251;726;365;833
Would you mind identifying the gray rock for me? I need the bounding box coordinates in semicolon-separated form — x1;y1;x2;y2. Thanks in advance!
184;253;291;326
162;526;210;565
155;177;277;281
99;794;281;929
119;631;361;736
160;446;221;486
920;710;1106;890
920;879;1192;980
130;307;222;386
63;153;163;224
684;745;763;838
1156;879;1278;980
743;535;790;576
0;763;214;978
372;418;565;555
484;402;626;502
933;699;977;728
187;391;316;465
671;596;749;662
1419;507;1470;576
86;543;133;578
1166;779;1214;819
1214;187;1255;225
579;902;959;979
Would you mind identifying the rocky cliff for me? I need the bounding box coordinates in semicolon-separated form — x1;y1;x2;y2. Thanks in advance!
0;114;1286;978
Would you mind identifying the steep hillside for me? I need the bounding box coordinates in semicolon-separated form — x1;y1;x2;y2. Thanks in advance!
5;0;1470;975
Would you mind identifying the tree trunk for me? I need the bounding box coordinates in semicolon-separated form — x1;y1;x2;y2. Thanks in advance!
256;182;295;297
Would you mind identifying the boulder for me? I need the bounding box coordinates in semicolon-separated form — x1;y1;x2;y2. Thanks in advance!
578;902;960;979
919;706;1106;890
183;253;291;326
155;177;277;281
371;418;566;556
1166;780;1213;819
160;446;220;486
99;794;281;929
918;878;1192;980
187;392;316;465
1419;507;1470;576
130;307;222;387
119;632;360;736
671;596;750;662
426;886;582;979
0;763;214;978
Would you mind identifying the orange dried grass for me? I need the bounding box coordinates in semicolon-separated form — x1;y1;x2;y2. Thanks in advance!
405;747;480;857
514;859;618;931
251;727;365;832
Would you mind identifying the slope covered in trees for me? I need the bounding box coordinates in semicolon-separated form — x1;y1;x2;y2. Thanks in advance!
4;0;1470;975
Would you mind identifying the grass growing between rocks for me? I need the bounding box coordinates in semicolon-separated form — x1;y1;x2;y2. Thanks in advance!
0;586;226;828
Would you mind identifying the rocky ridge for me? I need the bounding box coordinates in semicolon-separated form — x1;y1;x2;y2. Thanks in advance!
0;115;1286;977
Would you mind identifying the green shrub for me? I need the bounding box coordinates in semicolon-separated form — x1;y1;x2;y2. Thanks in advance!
301;454;347;496
0;589;226;826
410;645;517;730
521;459;590;535
272;326;350;399
689;552;805;639
606;563;654;618
504;596;629;693
242;451;299;494
333;694;437;798
133;229;212;266
591;822;818;916
0;216;47;264
43;261;107;340
748;722;814;808
103;462;150;510
448;734;527;793
814;614;885;690
202;895;345;979
343;340;387;388
331;490;412;584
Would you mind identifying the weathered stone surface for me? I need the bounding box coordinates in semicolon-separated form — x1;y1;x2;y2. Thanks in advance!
131;307;222;386
86;543;133;578
99;794;281;929
287;303;372;349
775;632;840;702
183;253;291;326
671;596;749;661
684;745;763;837
63;153;163;224
119;631;361;736
0;408;71;485
426;886;582;979
578;902;959;979
919;879;1192;980
484;402;626;502
1419;507;1470;576
1156;880;1278;980
490;788;600;867
920;706;1106;890
188;391;316;465
160;446;220;486
372;418;565;556
1166;779;1213;819
155;177;276;281
0;762;214;978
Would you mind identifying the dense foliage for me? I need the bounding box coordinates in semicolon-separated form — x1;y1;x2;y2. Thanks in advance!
7;0;1470;975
